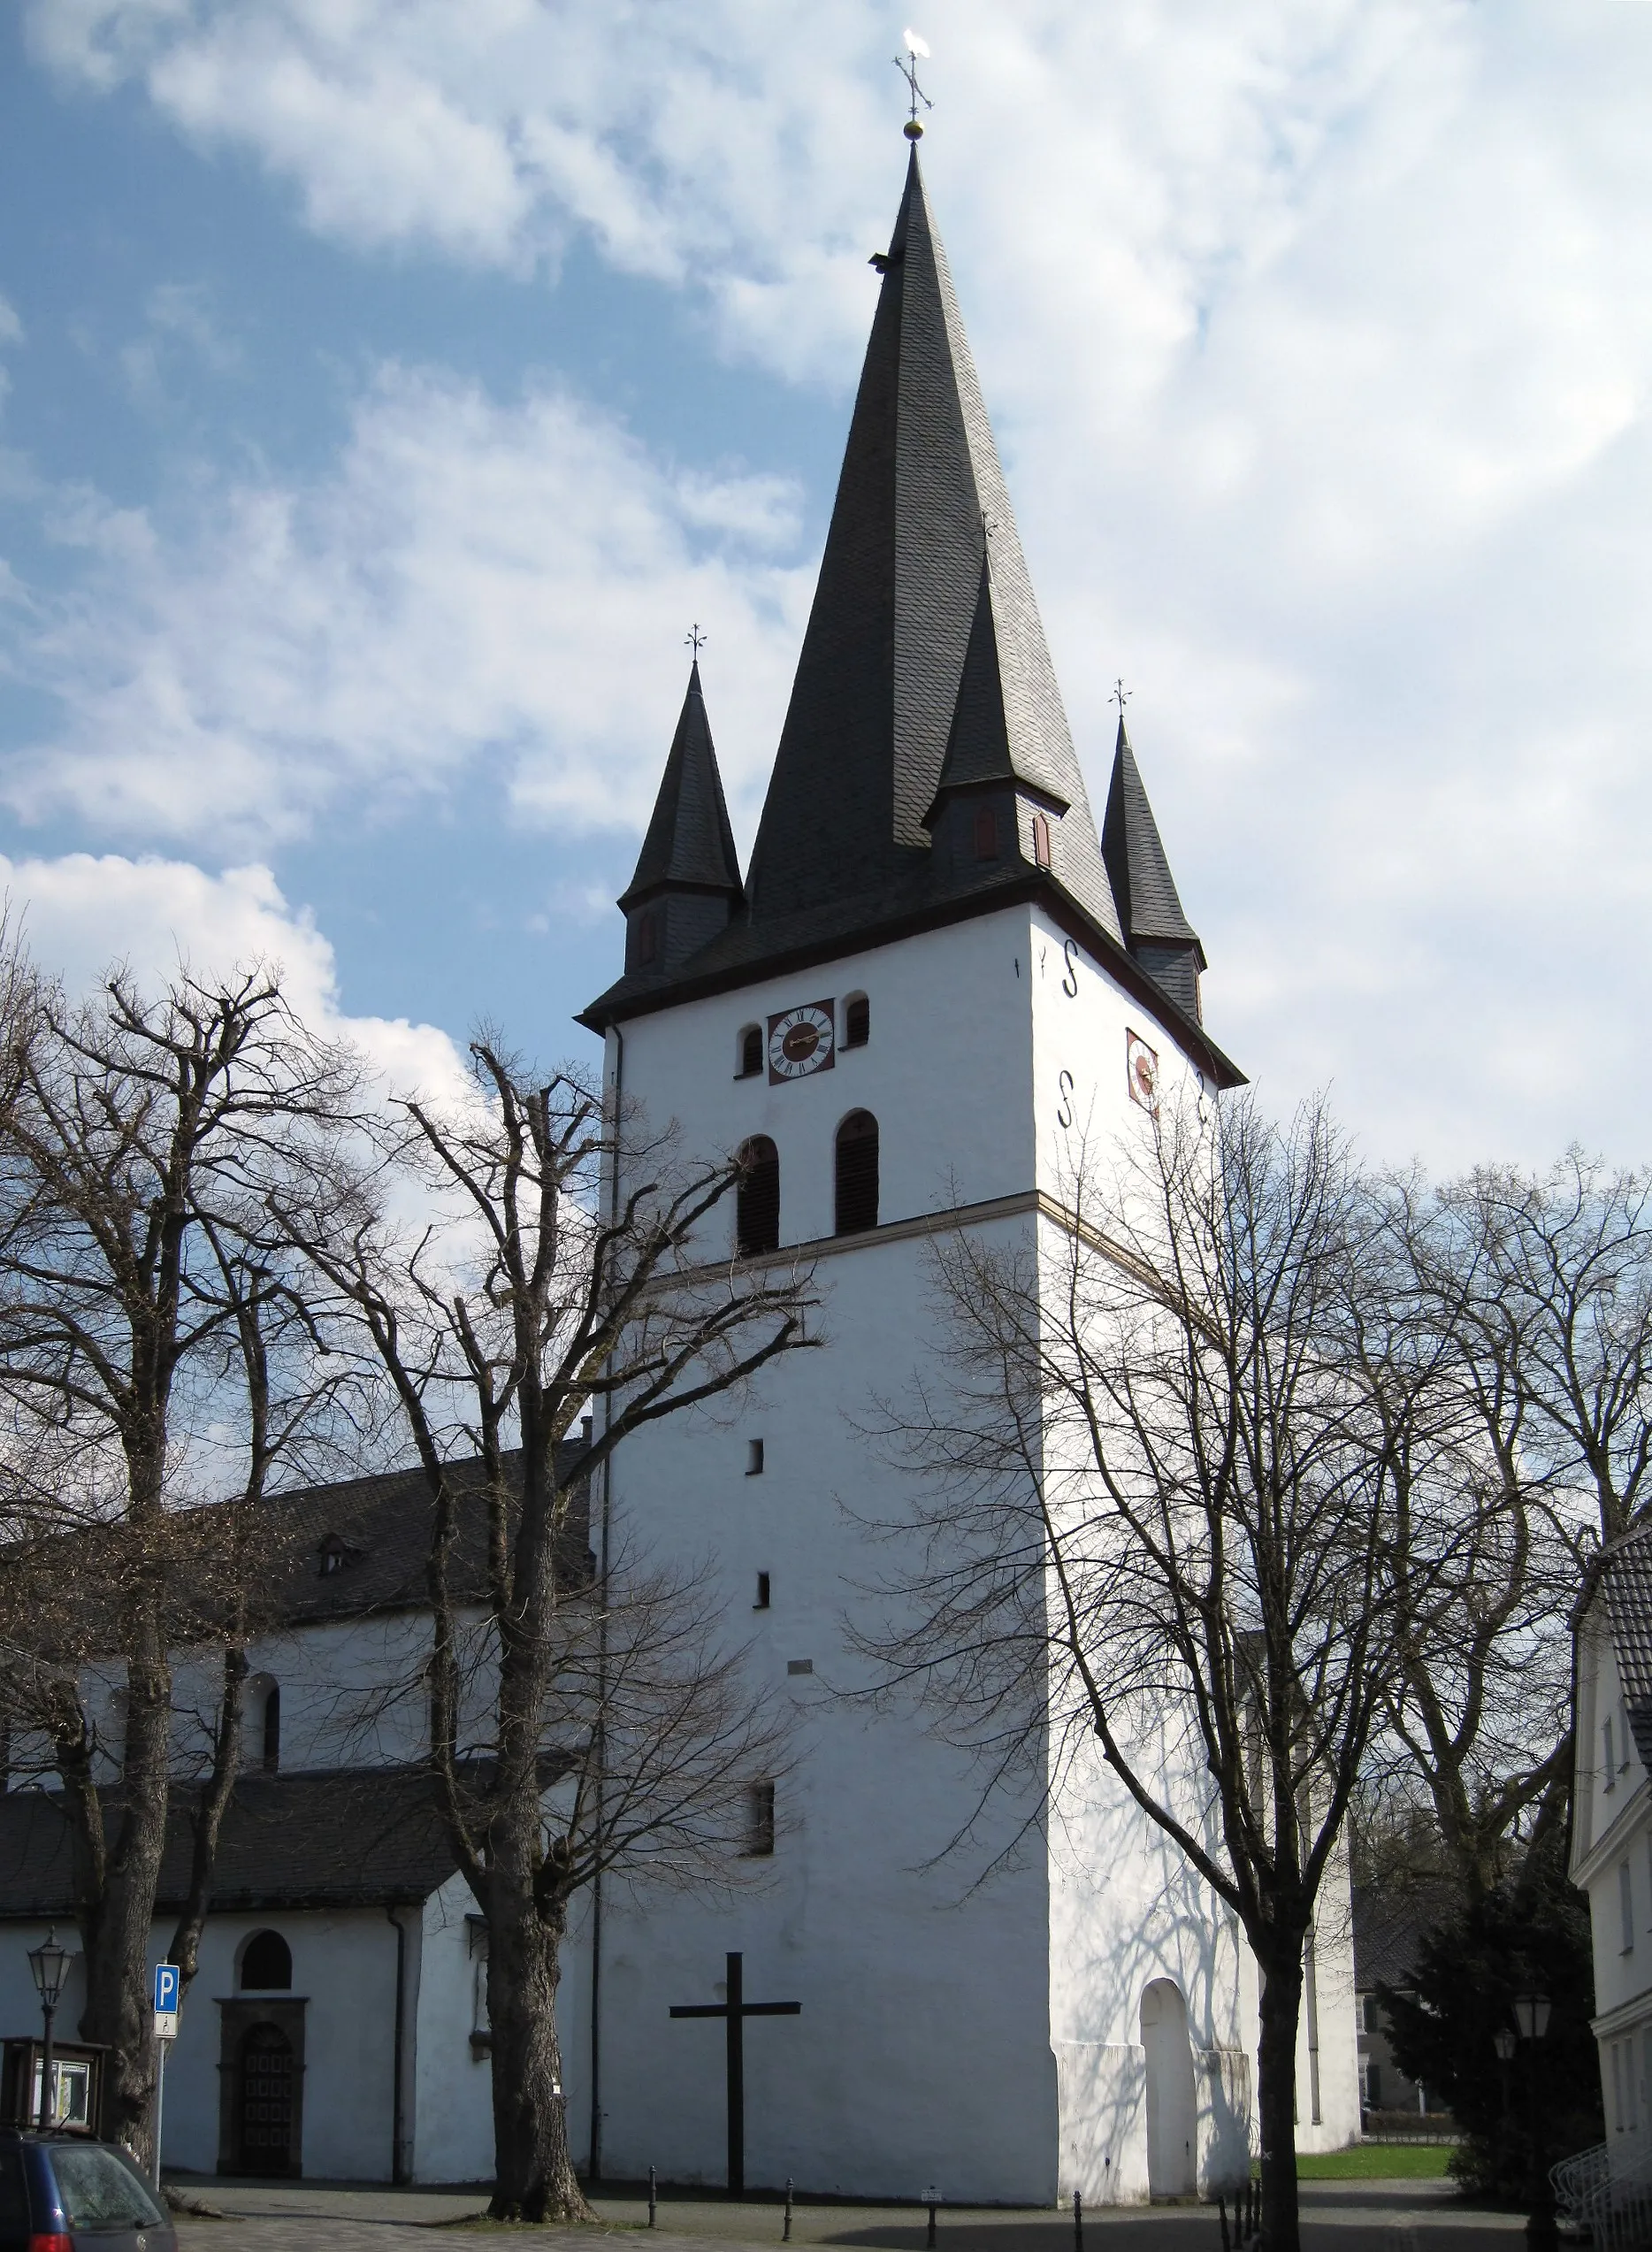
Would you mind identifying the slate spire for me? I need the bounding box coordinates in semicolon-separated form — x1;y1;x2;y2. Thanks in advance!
617;661;743;979
1101;715;1206;1021
741;148;1120;943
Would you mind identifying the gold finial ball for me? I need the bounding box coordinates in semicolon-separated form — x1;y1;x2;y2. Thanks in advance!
904;118;924;139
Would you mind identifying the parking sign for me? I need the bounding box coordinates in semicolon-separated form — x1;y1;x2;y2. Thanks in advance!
152;1963;180;2041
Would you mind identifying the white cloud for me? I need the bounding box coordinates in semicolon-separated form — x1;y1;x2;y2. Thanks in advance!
4;366;813;851
119;280;242;407
0;296;23;349
0;851;467;1101
18;0;1652;1170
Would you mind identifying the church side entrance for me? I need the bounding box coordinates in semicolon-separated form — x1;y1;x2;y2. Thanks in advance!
1140;1980;1197;2199
216;1997;307;2177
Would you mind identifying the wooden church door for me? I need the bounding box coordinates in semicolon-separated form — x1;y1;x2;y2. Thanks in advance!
237;2022;296;2175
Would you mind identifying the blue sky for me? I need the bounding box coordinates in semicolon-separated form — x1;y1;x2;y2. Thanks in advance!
3;1;1650;1169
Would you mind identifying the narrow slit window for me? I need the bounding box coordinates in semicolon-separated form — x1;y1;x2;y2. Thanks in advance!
743;1781;776;1858
754;1572;771;1610
636;910;658;965
737;1025;762;1078
973;804;998;861
1623;1859;1636;1953
746;1438;765;1476
1032;811;1052;869
835;1111;879;1236
843;994;870;1049
736;1137;780;1256
1607;1714;1618;1790
261;1683;280;1773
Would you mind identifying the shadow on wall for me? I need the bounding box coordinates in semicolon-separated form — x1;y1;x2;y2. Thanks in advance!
1052;1830;1254;2202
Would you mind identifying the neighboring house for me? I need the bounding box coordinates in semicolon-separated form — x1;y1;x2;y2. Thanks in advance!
1352;1887;1454;2122
0;141;1362;2200
0;1452;587;2187
1571;1523;1652;2141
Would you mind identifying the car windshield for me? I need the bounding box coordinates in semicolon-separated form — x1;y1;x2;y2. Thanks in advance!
50;2142;167;2228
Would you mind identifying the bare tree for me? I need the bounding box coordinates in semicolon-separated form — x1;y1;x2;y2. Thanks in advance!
1352;1157;1652;1896
1354;1176;1575;1891
858;1093;1437;2252
281;1042;815;2223
0;956;368;2158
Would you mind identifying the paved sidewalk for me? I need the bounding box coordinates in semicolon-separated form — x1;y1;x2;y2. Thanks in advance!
164;2177;1526;2252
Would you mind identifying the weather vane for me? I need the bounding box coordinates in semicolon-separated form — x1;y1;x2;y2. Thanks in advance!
895;29;932;138
685;624;707;657
1112;678;1131;716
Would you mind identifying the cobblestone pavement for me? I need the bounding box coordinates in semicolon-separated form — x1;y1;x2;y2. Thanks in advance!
164;2179;1527;2252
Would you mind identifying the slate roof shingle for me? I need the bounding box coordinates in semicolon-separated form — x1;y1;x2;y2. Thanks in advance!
619;663;743;912
580;150;1248;1075
0;1767;462;1919
1598;1521;1652;1771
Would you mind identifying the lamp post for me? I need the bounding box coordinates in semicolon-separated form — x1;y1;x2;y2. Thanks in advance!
27;1927;67;2133
1495;2026;1517;2126
1512;1991;1556;2252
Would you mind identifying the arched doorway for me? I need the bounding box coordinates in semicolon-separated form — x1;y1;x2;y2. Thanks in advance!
237;2020;296;2176
1140;1979;1197;2198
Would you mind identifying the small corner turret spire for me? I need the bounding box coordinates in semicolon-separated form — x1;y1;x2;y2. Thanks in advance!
895;31;932;139
616;655;743;983
1101;703;1207;1025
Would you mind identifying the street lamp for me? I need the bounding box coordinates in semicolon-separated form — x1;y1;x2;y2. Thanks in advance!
1514;1994;1553;2042
27;1927;67;2132
1495;2025;1518;2122
1512;1991;1556;2252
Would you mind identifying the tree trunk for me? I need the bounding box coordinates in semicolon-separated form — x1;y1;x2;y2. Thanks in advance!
77;1606;172;2164
1254;1945;1304;2252
168;1650;249;1996
485;1862;590;2223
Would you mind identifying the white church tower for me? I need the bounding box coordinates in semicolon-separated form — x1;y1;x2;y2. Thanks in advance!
578;145;1358;2205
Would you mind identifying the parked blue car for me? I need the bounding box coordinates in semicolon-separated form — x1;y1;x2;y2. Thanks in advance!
0;2132;175;2249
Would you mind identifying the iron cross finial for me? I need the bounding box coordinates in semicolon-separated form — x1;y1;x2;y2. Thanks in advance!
1112;678;1131;715
685;624;707;657
895;33;933;137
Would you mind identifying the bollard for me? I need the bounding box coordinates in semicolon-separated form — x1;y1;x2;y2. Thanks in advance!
784;2177;794;2243
1219;2195;1229;2252
648;2164;658;2229
1074;2187;1083;2252
926;2186;938;2251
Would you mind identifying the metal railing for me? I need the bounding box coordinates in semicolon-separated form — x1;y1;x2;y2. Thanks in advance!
1553;2133;1652;2250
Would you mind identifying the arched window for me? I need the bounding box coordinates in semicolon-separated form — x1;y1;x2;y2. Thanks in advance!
240;1930;293;1992
736;1137;780;1257
973;804;998;861
843;993;869;1050
260;1683;280;1773
736;1024;763;1078
835;1112;879;1237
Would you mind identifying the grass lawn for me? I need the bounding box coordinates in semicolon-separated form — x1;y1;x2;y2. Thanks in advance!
1293;2144;1457;2179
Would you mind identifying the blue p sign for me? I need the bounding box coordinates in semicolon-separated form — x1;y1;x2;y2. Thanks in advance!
152;1964;180;2017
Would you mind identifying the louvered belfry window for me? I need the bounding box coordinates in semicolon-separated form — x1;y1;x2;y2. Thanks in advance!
835;1111;879;1236
736;1137;780;1256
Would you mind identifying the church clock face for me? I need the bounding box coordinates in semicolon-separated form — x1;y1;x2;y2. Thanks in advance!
767;1001;837;1084
1126;1029;1159;1114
